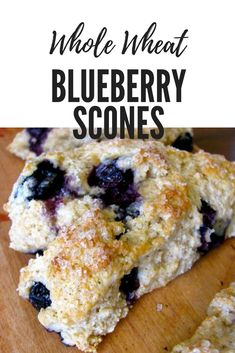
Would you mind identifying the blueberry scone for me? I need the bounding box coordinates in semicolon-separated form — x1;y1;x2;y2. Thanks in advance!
8;128;193;159
5;139;235;254
172;283;235;353
13;139;235;351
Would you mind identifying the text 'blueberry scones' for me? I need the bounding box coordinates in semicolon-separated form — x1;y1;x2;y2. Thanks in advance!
8;128;193;159
171;283;235;353
14;139;235;352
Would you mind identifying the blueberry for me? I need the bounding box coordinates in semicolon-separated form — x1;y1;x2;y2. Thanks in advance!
34;249;44;256
27;128;49;139
88;160;140;207
198;226;224;254
197;200;221;254
25;160;65;201
210;232;225;249
115;208;126;222
115;232;125;240
29;282;51;310
126;203;140;218
101;185;139;208
172;132;193;152
119;267;140;305
115;204;140;221
88;160;133;189
200;200;216;228
198;226;210;253
44;197;63;216
27;128;51;156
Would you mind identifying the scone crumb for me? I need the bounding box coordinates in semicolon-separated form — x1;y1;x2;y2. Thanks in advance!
156;303;163;312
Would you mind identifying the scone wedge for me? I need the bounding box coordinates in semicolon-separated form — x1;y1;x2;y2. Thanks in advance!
8;127;193;160
171;283;235;353
15;139;235;352
5;139;235;253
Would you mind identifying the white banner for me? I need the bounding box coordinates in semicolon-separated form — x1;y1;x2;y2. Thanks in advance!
0;0;234;127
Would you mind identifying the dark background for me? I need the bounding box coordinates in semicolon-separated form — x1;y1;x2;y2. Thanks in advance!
194;128;235;161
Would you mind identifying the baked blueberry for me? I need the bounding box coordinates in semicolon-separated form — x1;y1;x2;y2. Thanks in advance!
44;197;63;216
115;208;126;222
27;128;51;156
88;160;133;189
101;184;139;207
119;267;140;305
209;232;225;249
197;200;222;254
88;160;139;207
172;132;193;152
29;282;51;310
34;249;44;256
25;160;65;201
200;200;216;228
115;233;124;240
198;226;211;253
126;202;141;218
198;226;224;254
115;203;140;221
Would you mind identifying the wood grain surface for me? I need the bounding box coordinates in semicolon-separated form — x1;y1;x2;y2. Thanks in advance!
0;128;234;353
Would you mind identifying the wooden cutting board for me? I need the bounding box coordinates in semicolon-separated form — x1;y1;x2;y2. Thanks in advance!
0;128;235;353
